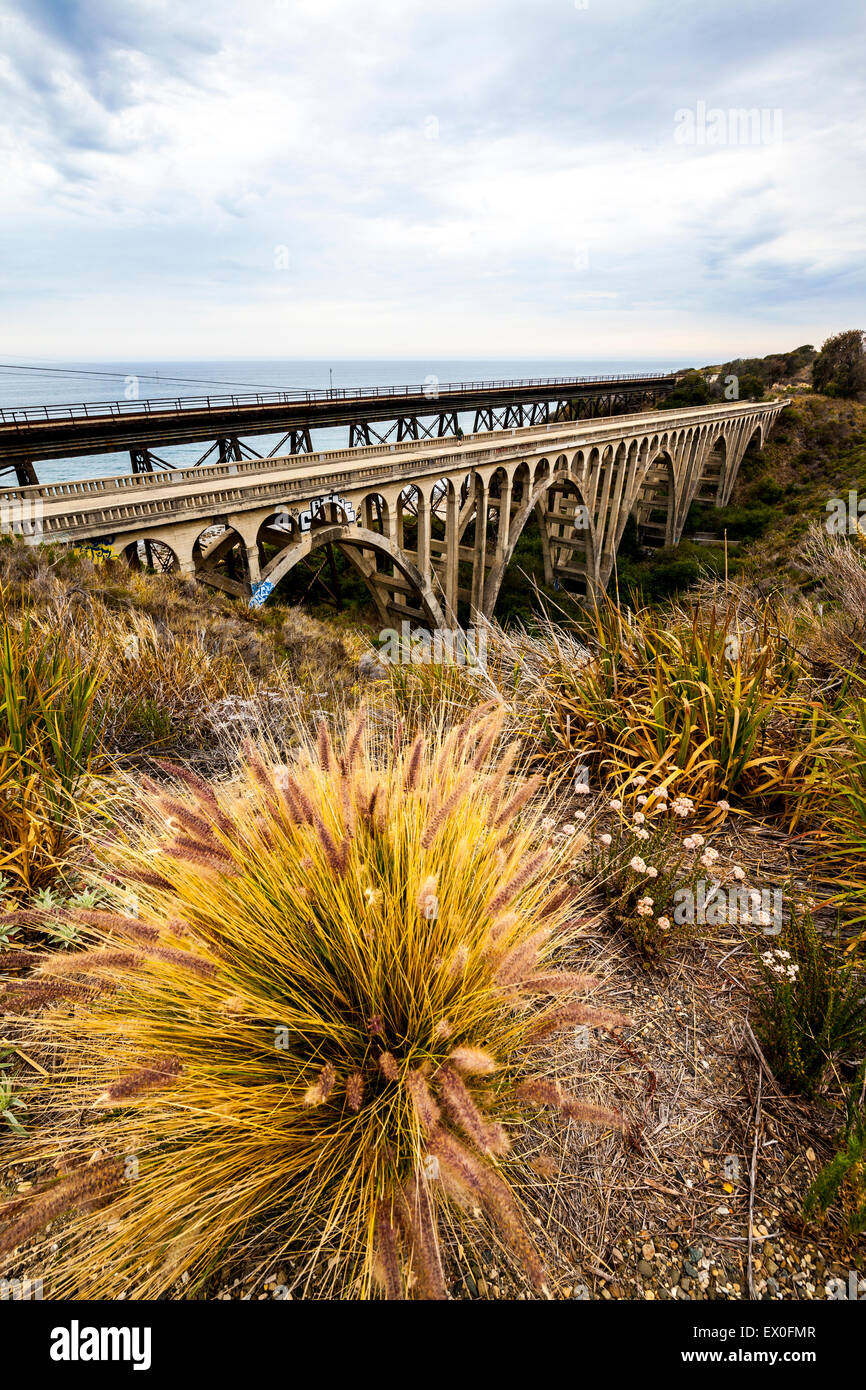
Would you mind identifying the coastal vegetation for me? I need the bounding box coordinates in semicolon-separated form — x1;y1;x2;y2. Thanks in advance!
1;369;865;1298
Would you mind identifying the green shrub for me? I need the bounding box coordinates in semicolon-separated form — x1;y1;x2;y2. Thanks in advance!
750;911;866;1095
804;1062;866;1235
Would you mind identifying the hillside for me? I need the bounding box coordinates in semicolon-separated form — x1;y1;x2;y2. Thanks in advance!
615;393;866;601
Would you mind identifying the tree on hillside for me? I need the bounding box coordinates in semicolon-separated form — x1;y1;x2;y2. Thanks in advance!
736;373;765;401
812;330;866;398
782;345;817;378
660;370;711;409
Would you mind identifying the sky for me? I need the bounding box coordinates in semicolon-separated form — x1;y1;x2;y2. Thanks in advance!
1;0;864;362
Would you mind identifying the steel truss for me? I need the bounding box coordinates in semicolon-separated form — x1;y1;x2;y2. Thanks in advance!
348;412;461;447
130;428;314;474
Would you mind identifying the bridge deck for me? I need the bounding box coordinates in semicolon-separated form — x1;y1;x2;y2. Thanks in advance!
2;400;776;546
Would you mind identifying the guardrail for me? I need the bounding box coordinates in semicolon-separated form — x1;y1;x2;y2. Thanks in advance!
0;373;676;426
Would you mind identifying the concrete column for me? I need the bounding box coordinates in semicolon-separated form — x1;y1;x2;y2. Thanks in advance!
536;501;554;587
496;479;513;563
470;480;489;620
600;448;628;572
444;483;459;623
416;490;431;581
385;496;399;545
246;546;262;584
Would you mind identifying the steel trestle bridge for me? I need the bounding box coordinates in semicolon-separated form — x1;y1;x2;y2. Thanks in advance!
0;373;677;485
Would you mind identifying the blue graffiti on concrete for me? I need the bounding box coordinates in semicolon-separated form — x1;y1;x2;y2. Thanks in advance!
249;579;275;608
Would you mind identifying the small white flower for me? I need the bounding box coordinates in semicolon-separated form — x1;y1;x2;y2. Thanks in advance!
646;866;658;878
634;827;650;841
691;834;705;848
599;833;612;846
574;810;587;821
637;795;648;806
716;799;731;811
683;837;697;851
633;812;646;825
634;776;647;787
656;916;671;930
732;865;746;881
629;856;647;874
610;799;622;811
561;824;576;837
574;782;591;796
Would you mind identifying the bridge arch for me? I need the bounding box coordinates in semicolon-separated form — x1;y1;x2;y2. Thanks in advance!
260;522;447;629
698;434;726;503
632;450;676;550
360;492;390;536
745;421;765;451
569;448;587;481
256;507;299;549
533;457;552;488
192;522;250;594
483;465;596;614
396;484;422;545
121;536;179;574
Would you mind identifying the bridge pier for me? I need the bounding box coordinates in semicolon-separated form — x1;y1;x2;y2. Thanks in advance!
469;478;490;621
245;546;262;585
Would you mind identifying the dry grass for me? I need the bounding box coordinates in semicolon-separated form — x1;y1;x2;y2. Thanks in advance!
0;710;628;1299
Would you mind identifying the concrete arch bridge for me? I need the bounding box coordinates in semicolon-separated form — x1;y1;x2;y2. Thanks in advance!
4;399;787;629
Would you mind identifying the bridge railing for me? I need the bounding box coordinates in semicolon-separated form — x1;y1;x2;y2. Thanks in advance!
0;374;676;426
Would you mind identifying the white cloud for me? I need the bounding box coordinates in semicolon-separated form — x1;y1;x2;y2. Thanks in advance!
0;0;863;359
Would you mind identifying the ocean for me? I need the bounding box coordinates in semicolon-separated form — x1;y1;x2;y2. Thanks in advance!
0;358;685;485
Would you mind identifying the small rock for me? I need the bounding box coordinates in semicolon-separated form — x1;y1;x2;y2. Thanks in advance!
357;651;388;681
638;1259;653;1278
